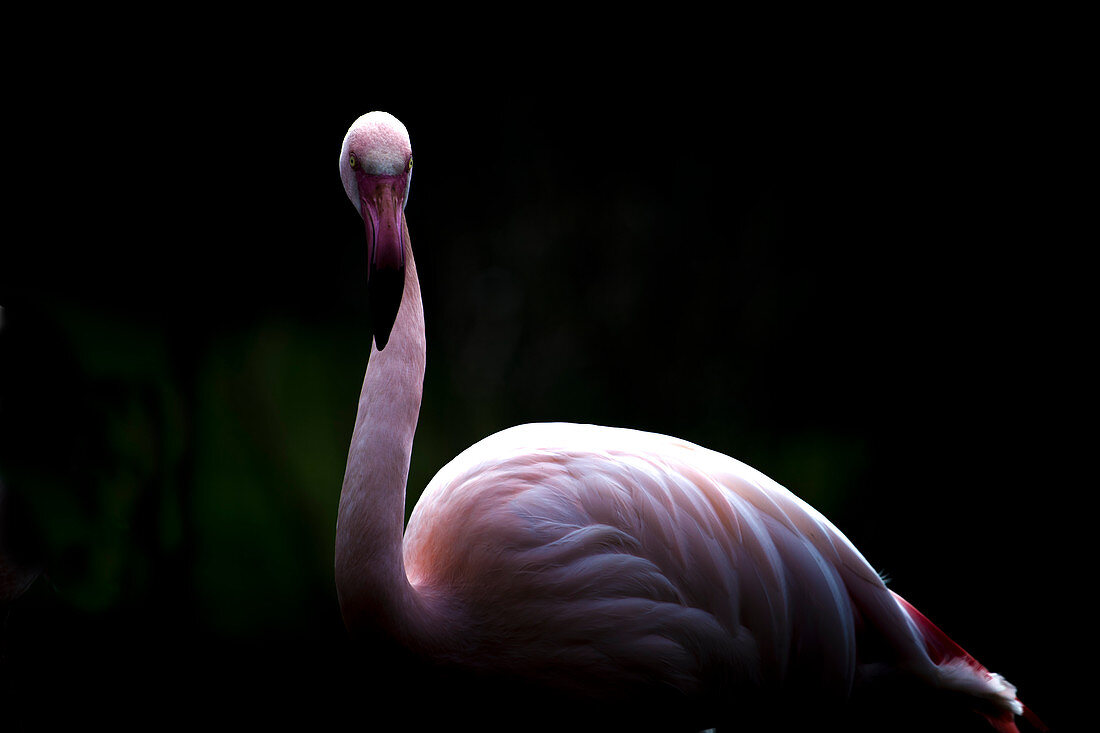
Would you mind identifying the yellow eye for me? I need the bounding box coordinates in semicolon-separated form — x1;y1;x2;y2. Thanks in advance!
349;153;359;170
407;157;413;171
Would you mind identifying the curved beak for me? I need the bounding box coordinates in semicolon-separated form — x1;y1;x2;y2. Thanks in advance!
359;177;406;350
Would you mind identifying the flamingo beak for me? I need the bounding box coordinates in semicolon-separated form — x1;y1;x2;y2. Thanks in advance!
359;178;406;350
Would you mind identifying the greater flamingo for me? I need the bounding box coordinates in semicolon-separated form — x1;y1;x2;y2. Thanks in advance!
334;111;1039;732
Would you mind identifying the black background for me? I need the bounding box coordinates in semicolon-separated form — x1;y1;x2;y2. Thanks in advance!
1;35;1084;732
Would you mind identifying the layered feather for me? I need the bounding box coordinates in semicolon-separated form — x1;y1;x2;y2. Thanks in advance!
402;422;989;718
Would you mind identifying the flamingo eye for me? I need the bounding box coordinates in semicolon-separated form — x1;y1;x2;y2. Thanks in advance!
349;153;359;170
407;157;413;172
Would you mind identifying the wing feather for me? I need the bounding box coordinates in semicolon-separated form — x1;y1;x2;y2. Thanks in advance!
402;423;900;705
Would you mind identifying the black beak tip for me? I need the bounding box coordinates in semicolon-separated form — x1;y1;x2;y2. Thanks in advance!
368;264;404;351
374;323;392;351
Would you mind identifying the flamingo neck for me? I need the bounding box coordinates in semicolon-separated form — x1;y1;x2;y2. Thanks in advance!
335;219;439;650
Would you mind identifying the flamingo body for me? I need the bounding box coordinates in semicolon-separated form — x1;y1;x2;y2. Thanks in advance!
333;112;1033;732
403;423;1022;729
405;421;869;695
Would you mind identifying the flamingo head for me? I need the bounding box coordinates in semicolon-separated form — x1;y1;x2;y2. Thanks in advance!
339;111;413;350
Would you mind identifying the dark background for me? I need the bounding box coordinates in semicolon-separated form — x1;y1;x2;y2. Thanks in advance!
1;42;1084;731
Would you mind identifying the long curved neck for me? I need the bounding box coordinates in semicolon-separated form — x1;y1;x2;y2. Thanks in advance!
335;217;438;650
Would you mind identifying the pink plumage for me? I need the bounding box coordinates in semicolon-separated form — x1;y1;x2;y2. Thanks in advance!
333;111;1039;732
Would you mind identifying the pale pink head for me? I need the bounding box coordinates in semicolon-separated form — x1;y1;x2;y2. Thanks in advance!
339;111;414;349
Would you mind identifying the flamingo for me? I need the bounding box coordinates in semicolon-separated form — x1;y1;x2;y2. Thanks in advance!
333;111;1040;732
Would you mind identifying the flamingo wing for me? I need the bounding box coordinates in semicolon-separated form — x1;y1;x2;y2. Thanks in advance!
406;427;870;693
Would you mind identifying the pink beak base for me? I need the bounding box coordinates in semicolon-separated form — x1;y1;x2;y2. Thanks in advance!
359;176;406;350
